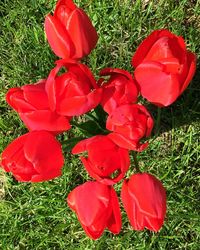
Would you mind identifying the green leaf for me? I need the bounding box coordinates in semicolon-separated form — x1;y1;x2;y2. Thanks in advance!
62;137;85;153
75;120;108;137
93;105;107;128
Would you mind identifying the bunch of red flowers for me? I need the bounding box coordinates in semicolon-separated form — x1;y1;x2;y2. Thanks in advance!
1;0;196;240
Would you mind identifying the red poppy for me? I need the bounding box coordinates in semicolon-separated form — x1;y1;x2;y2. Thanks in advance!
1;131;64;182
132;29;196;106
44;0;98;60
45;59;102;116
121;173;166;232
72;135;130;185
67;181;121;239
99;68;138;113
106;104;154;151
6;80;71;133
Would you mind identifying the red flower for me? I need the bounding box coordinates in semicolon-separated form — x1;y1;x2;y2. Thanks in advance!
67;181;121;239
132;29;196;107
6;80;71;133
121;173;166;232
99;68;139;113
106;104;154;151
72;135;130;185
44;0;98;60
45;59;102;116
1;131;64;182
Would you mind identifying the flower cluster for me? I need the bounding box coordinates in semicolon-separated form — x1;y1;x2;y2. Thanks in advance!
0;0;196;240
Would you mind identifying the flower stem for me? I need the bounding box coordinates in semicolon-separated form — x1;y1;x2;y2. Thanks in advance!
155;107;161;135
132;152;141;173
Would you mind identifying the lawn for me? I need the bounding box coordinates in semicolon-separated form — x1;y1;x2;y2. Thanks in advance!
0;0;200;249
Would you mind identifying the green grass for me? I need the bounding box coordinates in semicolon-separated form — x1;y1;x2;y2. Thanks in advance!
0;0;200;249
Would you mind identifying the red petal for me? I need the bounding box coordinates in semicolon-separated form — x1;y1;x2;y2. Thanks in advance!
22;80;49;110
67;8;98;59
44;14;75;59
118;147;130;173
107;187;122;234
55;0;76;11
1;134;38;181
108;133;148;151
1;134;28;172
143;216;164;232
57;88;102;116
180;52;196;93
100;69;138;113
45;63;61;111
100;86;116;113
121;179;145;230
72;136;104;154
134;61;180;106
55;0;76;25
121;180;138;228
132;29;176;67
144;36;186;63
106;104;137;127
67;181;110;226
20;110;71;133
57;95;87;115
23;131;64;180
81;157;122;185
128;173;166;223
6;88;35;112
67;63;98;89
72;138;91;154
146;116;154;137
81;224;104;240
31;169;62;182
80;157;103;182
88;142;120;169
57;73;91;98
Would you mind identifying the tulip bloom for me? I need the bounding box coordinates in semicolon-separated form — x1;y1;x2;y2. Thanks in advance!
106;104;154;151
1;131;64;182
45;59;102;116
45;0;98;60
121;173;166;232
99;68;139;114
67;181;121;239
132;29;196;107
72;135;130;185
6;80;71;133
